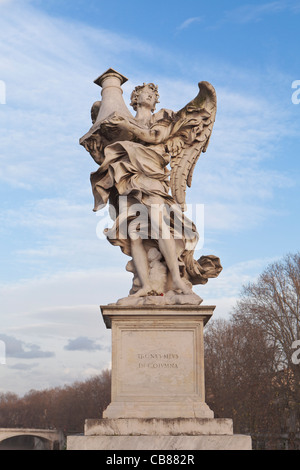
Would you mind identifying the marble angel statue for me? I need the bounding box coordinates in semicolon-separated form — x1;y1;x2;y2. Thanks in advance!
80;69;222;305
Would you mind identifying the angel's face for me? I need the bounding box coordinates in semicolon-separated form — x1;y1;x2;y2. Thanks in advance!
137;86;157;111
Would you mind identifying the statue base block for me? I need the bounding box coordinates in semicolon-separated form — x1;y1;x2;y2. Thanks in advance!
101;304;216;419
67;418;252;450
67;304;252;450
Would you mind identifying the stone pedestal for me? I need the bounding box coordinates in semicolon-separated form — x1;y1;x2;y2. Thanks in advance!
103;305;214;420
67;305;252;450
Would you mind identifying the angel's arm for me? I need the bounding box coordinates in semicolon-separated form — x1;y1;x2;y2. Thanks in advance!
130;121;173;144
102;114;173;144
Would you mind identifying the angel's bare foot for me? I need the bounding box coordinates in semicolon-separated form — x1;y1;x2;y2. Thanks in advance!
131;284;153;298
173;278;192;295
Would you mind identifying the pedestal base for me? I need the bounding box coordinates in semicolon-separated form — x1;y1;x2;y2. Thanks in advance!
68;434;252;450
67;418;252;450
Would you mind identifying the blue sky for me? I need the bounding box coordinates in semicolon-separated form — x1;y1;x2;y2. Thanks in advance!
0;0;299;394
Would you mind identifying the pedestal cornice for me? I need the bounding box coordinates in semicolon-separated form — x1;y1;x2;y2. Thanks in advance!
101;304;216;329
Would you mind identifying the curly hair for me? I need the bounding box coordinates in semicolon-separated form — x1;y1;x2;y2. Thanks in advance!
130;83;160;113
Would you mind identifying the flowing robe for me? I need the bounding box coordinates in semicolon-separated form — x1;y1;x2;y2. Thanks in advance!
90;110;222;286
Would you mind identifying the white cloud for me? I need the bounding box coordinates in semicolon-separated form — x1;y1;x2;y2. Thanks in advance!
177;16;203;31
0;334;54;359
0;269;130;319
0;268;128;394
64;336;107;352
0;1;166;193
221;1;299;25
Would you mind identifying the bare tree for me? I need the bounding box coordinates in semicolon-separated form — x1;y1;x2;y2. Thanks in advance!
231;252;300;448
233;253;300;370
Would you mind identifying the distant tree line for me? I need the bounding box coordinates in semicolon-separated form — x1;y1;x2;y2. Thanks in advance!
0;370;111;435
0;253;299;450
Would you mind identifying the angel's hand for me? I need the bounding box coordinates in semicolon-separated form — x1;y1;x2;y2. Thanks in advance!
101;115;130;134
105;114;124;124
108;114;125;124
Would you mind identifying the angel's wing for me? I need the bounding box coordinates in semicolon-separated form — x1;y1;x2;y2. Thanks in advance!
169;81;217;209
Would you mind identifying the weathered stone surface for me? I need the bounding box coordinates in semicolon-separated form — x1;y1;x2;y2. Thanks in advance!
67;434;252;451
103;402;214;420
85;418;234;436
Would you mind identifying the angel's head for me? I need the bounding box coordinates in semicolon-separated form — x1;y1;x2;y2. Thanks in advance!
130;83;160;113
